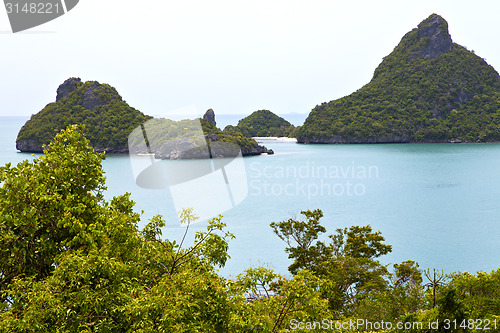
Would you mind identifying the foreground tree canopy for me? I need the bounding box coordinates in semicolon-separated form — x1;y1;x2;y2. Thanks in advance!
1;126;499;332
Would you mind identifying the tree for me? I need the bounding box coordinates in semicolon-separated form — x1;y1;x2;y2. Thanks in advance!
394;260;423;287
447;269;500;319
424;269;447;308
329;225;392;259
356;260;426;322
270;209;392;315
228;267;330;332
0;124;108;303
436;287;467;332
4;126;499;331
270;209;326;274
0;125;236;332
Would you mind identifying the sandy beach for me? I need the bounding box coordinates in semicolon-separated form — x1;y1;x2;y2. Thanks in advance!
252;137;297;142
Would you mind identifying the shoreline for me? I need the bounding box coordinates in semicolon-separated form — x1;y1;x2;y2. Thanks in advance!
252;136;297;142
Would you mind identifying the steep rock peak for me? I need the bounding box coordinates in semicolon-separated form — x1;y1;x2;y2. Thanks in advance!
415;14;452;58
56;77;82;101
203;109;216;126
82;83;107;110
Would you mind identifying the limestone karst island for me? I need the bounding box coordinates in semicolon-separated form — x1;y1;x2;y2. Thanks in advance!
16;14;500;157
16;78;273;158
297;14;500;144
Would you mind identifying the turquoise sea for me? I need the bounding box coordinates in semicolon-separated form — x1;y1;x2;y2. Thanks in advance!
2;116;499;278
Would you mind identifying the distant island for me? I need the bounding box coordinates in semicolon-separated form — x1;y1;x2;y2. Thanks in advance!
297;14;500;144
16;78;152;153
224;110;296;137
129;109;274;159
16;79;273;158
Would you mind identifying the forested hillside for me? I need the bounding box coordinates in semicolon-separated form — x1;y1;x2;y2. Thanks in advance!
297;14;500;144
16;78;152;153
224;110;295;137
127;109;274;158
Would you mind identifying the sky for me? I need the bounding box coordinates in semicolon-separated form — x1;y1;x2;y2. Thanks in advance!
0;0;499;118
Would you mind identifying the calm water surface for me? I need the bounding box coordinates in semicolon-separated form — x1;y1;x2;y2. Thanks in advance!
2;116;499;277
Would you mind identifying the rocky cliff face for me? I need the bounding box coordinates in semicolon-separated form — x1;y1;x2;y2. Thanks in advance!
203;109;216;126
152;135;274;159
15;138;44;153
413;14;453;58
56;77;82;101
82;83;116;110
240;144;274;156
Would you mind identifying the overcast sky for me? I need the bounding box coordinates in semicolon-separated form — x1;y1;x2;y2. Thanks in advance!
0;0;499;117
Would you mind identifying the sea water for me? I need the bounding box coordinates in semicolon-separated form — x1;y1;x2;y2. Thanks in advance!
2;116;499;278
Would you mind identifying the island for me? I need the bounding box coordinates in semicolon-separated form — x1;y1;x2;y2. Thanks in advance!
224;110;295;137
16;79;274;157
296;14;500;144
16;78;152;153
128;109;274;159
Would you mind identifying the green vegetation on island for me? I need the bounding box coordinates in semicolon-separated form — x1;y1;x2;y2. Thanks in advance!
16;80;273;157
297;14;500;143
1;126;499;331
224;110;296;137
201;115;274;156
16;78;152;153
128;109;274;158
